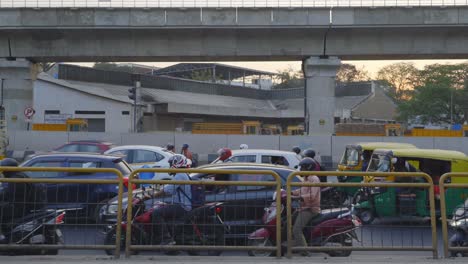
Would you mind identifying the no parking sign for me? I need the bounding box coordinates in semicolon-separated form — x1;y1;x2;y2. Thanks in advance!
24;107;36;119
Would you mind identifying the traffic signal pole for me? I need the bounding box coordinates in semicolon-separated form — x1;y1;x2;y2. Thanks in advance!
129;74;141;133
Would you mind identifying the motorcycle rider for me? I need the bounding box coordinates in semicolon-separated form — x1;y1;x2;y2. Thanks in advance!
214;148;232;163
239;144;249;150
165;143;175;154
291;157;321;256
145;154;192;245
292;146;302;160
0;158;47;242
303;149;325;182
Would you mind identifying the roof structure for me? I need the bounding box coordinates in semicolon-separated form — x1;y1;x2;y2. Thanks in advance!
151;63;276;80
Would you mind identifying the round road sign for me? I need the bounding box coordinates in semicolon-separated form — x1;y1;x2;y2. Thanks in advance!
24;107;35;118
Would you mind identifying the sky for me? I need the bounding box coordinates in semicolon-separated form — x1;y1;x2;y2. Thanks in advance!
79;59;468;78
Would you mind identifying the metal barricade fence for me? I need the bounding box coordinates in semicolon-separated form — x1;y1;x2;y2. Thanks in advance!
124;168;283;257
0;167;125;258
285;171;438;259
439;173;468;258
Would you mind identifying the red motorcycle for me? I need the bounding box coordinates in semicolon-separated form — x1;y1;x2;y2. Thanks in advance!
104;188;226;256
247;190;361;257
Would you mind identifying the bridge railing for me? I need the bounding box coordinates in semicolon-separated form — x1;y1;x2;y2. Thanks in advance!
1;0;468;8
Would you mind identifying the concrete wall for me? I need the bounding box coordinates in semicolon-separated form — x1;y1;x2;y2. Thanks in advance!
8;131;468;165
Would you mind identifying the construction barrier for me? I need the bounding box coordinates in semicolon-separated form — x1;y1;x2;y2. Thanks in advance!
439;173;468;258
0;167;125;258
285;171;438;259
124;168;283;257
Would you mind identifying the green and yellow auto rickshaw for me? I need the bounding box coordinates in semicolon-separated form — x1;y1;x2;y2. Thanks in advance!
353;148;468;224
337;142;417;197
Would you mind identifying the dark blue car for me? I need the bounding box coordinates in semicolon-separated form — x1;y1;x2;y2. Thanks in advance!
20;153;132;221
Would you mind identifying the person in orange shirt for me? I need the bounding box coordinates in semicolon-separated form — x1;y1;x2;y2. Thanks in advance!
291;157;321;255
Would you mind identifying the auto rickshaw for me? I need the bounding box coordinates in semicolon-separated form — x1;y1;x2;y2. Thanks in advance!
336;142;417;197
353;148;468;224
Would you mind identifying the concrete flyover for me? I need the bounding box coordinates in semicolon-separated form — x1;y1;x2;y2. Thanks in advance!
1;7;468;62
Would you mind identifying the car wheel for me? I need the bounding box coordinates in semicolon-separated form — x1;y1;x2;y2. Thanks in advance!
93;199;110;223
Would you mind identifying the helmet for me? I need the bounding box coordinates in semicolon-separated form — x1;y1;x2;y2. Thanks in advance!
240;144;248;150
166;144;175;151
0;158;19;167
292;146;301;155
168;154;188;168
0;158;19;177
298;157;318;172
182;143;189;149
303;149;316;159
217;148;232;161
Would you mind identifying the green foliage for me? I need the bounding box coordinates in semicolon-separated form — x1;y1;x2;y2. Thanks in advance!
336;64;370;83
272;67;304;89
93;62;136;73
189;69;222;82
396;63;468;124
376;62;419;102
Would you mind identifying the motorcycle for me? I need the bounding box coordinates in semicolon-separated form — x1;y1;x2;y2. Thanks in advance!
0;209;65;255
449;198;468;257
104;187;226;256
247;190;361;257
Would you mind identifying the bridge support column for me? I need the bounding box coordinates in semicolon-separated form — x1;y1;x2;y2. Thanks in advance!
0;59;37;132
302;56;341;135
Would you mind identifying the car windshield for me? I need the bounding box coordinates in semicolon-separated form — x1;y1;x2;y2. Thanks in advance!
340;147;360;166
367;154;391;172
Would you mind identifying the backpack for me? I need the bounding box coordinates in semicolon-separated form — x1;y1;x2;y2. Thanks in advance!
177;173;206;208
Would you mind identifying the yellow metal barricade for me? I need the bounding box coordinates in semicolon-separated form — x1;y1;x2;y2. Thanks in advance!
125;168;283;258
0;167;125;258
439;172;468;258
285;171;437;259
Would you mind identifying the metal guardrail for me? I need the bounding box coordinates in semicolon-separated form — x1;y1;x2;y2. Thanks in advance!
125;168;283;257
439;172;468;258
1;0;468;8
285;171;438;259
0;167;125;258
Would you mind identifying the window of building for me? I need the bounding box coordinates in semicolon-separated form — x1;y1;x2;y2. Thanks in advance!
45;110;60;115
75;111;105;115
122;111;130;115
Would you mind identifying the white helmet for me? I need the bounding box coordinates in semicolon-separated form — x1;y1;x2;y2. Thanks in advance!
240;144;249;150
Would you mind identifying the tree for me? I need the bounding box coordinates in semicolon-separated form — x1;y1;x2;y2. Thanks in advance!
336;63;370;83
272;67;304;89
189;69;222;82
93;62;136;73
397;63;468;124
376;62;419;102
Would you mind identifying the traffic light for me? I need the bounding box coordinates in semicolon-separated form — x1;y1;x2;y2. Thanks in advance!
128;87;136;101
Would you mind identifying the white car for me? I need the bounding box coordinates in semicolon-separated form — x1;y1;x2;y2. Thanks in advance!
215;149;301;169
104;145;174;180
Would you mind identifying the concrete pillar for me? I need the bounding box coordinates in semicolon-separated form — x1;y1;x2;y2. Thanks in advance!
303;56;341;135
0;59;37;132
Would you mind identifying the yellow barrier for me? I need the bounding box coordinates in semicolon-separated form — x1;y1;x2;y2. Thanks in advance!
285;171;437;259
439;172;468;258
0;167;125;258
124;168;283;258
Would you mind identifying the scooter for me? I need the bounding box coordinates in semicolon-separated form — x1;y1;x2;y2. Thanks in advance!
247;190;361;257
0;209;65;255
104;188;226;256
449;198;468;257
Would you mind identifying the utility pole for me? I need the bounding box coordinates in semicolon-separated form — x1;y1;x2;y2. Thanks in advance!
450;88;453;128
128;74;141;133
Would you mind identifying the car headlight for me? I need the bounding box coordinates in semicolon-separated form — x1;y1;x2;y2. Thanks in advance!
107;204;119;214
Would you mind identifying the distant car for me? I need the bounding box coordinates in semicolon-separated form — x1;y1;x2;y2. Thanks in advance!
213;149;301;169
104;145;174;180
54;140;115;154
19;153;132;221
100;163;303;242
